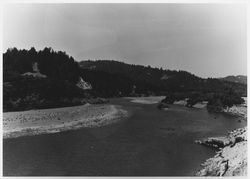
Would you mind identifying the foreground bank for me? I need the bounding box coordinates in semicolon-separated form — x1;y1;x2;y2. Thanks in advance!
3;104;129;139
195;103;247;176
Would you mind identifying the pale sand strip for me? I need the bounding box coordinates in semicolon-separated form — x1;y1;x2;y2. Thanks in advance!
3;104;129;139
125;96;165;104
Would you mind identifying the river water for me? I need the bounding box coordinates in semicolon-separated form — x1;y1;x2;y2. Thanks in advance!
3;97;246;176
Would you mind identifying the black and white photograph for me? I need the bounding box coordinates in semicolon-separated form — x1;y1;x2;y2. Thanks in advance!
1;1;248;177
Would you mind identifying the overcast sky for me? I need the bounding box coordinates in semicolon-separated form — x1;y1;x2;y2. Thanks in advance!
3;3;246;78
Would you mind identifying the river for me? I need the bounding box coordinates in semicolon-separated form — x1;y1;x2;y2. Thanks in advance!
3;97;246;176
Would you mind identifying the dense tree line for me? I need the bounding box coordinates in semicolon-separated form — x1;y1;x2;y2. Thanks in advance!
4;47;80;83
80;60;247;96
206;88;244;112
161;87;244;112
3;47;87;111
79;60;201;93
80;60;246;112
3;47;247;112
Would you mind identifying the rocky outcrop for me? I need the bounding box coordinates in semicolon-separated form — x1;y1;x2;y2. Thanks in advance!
195;127;247;176
196;101;247;176
223;105;247;119
220;97;247;119
76;77;92;90
195;136;231;148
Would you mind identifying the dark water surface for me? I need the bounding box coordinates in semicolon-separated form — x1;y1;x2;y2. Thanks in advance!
3;98;246;176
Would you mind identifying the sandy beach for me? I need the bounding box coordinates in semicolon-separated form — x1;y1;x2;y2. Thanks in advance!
125;96;165;104
3;103;129;139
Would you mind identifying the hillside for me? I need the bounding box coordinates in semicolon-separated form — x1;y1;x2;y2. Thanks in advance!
3;48;247;111
3;47;90;111
220;75;247;85
79;60;201;89
79;60;247;97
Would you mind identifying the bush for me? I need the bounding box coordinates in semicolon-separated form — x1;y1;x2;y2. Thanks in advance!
207;88;244;112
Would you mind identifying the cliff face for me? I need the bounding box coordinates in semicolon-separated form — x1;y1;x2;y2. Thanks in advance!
196;127;247;176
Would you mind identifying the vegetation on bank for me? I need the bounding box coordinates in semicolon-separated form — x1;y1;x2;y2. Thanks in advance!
3;47;247;112
80;60;246;112
161;88;244;112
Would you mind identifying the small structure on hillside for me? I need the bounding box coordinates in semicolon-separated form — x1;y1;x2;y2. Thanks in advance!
22;62;47;78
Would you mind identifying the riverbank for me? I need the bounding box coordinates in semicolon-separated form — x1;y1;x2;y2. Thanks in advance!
195;103;247;176
223;105;247;119
3;97;245;176
195;127;247;176
125;96;165;104
3;104;129;139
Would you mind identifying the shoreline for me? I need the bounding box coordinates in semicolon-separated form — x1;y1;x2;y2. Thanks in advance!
195;103;247;176
3;104;129;139
124;96;165;104
195;127;247;176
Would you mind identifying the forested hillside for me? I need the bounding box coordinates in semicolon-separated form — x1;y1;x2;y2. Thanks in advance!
79;60;247;97
3;47;87;111
80;60;246;111
3;47;247;112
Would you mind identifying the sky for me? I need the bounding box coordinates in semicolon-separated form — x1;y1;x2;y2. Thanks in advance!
3;3;247;78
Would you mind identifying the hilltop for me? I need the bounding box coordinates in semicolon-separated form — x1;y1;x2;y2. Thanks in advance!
220;75;247;85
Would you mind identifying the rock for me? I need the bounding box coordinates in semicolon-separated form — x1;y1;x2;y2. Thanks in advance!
195;137;232;148
222;104;247;120
230;136;245;147
195;127;247;176
76;77;92;90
